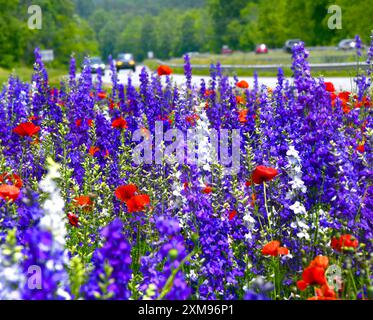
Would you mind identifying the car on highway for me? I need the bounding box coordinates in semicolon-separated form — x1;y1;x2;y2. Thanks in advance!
337;39;358;50
284;39;302;53
89;57;106;74
222;45;233;55
116;53;136;72
255;44;268;54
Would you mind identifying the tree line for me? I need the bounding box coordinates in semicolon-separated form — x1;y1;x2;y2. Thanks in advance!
0;0;371;68
0;0;98;67
84;0;372;61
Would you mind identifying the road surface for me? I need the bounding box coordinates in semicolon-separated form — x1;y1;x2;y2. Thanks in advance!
88;67;357;92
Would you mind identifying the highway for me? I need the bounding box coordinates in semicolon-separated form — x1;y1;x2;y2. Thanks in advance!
92;67;358;92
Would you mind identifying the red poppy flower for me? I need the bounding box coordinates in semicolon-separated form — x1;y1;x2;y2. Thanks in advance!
97;92;107;99
301;283;337;300
112;117;128;129
251;166;278;185
186;114;199;126
297;255;329;291
115;184;138;203
238;109;248;123
262;241;281;256
76;119;93;128
330;92;337;101
261;240;289;257
0;184;21;202
310;255;329;269
229;210;237;221
237;80;249;89
308;296;337;301
296;280;309;291
236;96;246;105
331;234;359;252
356;144;365;153
73;195;93;211
300;266;327;289
157;65;173;76
13;122;40;137
204;89;215;97
316;284;337;299
89;146;100;156
338;91;351;102
308;283;337;300
202;185;213;194
67;213;79;227
362;96;371;107
126;194;150;213
0;173;23;188
183;182;189;190
277;247;289;255
355;96;371;108
324;82;335;93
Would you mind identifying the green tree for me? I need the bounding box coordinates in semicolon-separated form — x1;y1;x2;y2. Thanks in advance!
208;0;252;51
140;16;158;58
116;17;144;60
179;13;200;55
98;19;121;60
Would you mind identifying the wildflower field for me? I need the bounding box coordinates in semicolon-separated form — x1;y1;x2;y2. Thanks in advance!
0;36;372;301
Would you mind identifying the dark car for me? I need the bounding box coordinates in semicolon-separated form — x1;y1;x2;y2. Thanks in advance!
284;39;302;53
115;53;136;72
255;44;268;54
89;57;106;74
337;39;357;50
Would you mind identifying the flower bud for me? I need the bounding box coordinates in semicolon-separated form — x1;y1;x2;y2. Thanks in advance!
191;233;199;244
169;249;179;261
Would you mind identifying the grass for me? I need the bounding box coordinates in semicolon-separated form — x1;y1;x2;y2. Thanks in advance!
165;49;363;65
0;66;67;87
0;49;364;88
144;61;361;77
144;49;366;77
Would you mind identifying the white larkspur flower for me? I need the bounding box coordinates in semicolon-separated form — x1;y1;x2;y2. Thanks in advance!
297;231;310;240
285;145;307;199
0;231;25;300
289;201;307;215
39;158;66;249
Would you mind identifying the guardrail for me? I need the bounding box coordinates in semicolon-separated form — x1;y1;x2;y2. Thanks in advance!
157;60;369;72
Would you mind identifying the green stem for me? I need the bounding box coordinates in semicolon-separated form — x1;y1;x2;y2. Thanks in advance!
19;140;26;178
263;182;273;239
272;258;277;300
157;250;195;300
136;222;141;271
348;269;358;299
313;208;320;255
